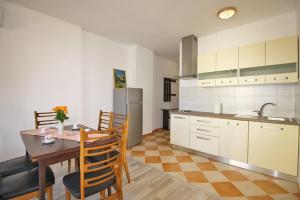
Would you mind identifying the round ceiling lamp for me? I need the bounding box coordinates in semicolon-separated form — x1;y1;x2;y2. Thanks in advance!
217;7;237;20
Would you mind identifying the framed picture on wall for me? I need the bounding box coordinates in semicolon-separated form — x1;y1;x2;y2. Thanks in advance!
113;69;127;88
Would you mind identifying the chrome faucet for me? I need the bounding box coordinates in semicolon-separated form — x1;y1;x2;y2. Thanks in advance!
254;103;276;118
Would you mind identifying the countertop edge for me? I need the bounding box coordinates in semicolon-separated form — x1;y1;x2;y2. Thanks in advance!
170;111;299;126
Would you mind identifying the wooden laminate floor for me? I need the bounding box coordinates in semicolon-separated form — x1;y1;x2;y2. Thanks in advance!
50;156;220;200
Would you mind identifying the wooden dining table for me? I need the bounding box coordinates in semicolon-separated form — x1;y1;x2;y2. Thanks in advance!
21;124;91;200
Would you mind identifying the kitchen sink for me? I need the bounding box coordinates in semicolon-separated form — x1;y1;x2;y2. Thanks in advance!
266;117;286;121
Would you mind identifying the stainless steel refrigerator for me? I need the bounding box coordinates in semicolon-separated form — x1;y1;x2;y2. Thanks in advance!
113;88;143;147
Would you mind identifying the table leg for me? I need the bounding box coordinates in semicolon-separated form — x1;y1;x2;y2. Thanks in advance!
38;161;46;200
75;157;80;171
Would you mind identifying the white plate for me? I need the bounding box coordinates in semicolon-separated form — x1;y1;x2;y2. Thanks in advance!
42;138;55;144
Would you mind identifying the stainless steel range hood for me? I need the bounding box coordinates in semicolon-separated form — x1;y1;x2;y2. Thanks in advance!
178;35;198;79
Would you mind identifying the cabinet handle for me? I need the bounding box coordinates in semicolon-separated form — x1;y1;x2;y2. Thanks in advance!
274;77;288;80
236;123;239;126
197;136;211;141
260;125;283;131
196;128;211;133
197;120;211;123
174;116;185;119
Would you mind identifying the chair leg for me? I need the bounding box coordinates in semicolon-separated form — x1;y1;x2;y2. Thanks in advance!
47;186;53;200
68;159;71;172
123;157;131;183
65;188;71;200
100;190;105;199
107;186;112;196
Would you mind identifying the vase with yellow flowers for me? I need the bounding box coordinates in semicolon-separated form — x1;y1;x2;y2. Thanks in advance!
53;106;69;134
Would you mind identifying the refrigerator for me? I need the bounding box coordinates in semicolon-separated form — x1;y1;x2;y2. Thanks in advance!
113;88;143;147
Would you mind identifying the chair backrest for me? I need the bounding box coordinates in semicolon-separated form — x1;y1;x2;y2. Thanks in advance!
79;124;127;199
98;110;113;131
34;111;58;129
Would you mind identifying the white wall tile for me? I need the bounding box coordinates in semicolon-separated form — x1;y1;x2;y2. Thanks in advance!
254;85;276;96
236;86;254;96
276;84;295;96
179;83;297;118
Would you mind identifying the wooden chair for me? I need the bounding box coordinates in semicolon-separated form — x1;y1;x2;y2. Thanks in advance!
34;111;59;129
111;113;131;183
63;125;126;200
91;111;131;183
0;166;55;200
98;110;113;132
34;111;72;172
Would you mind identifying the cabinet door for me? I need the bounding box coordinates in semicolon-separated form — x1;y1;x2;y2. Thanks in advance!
216;47;238;71
266;36;298;65
170;114;190;148
198;52;216;73
220;120;248;163
266;72;298;84
238;75;265;85
197;79;216;87
239;42;266;69
249;122;299;176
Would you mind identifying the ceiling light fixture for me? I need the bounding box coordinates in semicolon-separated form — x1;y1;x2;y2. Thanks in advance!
217;7;237;20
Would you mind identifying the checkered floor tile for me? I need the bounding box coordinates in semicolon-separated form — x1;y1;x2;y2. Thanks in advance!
127;130;300;199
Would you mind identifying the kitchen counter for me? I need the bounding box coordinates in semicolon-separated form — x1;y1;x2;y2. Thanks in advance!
170;111;299;126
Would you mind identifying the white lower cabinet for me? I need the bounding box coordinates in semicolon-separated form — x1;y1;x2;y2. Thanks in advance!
248;122;299;176
190;132;219;156
219;120;248;163
170;114;190;148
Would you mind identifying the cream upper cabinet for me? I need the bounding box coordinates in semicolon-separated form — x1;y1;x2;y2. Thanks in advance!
239;42;265;69
197;52;216;73
266;36;298;66
248;122;299;176
220;120;248;163
216;47;238;71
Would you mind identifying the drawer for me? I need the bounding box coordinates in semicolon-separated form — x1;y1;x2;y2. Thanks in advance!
266;72;298;84
190;116;220;127
190;124;219;137
239;75;265;85
190;132;219;156
216;77;237;86
197;79;215;87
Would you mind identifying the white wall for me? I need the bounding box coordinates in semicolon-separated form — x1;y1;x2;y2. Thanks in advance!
128;45;155;134
180;12;298;117
81;31;129;129
153;56;179;129
0;1;82;161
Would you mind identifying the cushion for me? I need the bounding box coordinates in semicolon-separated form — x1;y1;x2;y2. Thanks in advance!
0;166;55;200
0;155;37;177
63;167;116;199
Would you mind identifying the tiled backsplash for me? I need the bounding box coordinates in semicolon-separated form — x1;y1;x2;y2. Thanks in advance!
180;84;298;118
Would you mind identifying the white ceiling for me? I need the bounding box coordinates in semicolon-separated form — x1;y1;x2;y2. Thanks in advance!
7;0;297;61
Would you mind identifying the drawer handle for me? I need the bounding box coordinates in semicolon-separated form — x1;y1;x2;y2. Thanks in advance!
197;120;211;123
274;77;288;80
260;125;283;131
196;128;211;132
197;136;211;141
174;116;185;119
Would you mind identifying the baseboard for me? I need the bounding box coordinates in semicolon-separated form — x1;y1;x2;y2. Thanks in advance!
143;127;164;135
